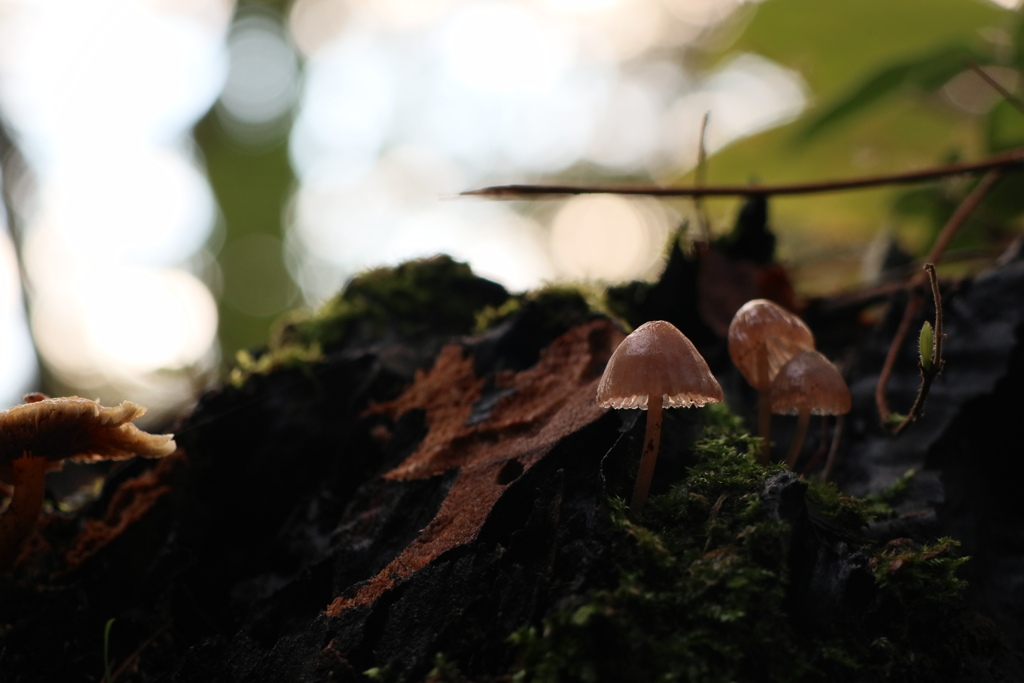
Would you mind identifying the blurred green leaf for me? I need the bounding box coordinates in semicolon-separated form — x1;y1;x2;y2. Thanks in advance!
985;98;1024;153
891;186;955;223
797;45;989;142
1012;13;1024;68
685;0;1018;287
721;0;1008;98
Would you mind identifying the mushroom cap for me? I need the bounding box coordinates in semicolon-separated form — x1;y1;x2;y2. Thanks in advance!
596;320;724;409
770;350;852;416
727;299;815;390
0;396;176;481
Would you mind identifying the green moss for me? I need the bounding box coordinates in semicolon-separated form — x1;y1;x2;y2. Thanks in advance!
363;665;405;683
866;468;916;506
806;468;920;528
424;654;470;683
473;283;616;334
228;344;323;387
510;411;813;683
508;404;971;683
871;537;968;613
227;255;509;384
278;255;509;350
473;297;523;333
805;479;879;528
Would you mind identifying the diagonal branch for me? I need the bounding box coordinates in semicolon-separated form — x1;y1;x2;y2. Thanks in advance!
875;170;1001;428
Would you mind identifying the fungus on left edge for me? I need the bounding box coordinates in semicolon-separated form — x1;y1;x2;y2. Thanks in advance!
0;394;176;569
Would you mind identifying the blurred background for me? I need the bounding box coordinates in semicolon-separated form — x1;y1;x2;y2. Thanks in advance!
0;0;1020;422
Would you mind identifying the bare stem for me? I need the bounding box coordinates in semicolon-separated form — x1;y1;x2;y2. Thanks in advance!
875;295;922;426
756;345;771;465
757;394;772;466
631;398;663;513
921;169;1003;269
0;455;48;569
820;415;846;481
785;410;811;470
930;265;945;372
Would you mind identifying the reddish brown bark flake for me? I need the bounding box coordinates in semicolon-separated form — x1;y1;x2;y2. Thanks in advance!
326;319;623;616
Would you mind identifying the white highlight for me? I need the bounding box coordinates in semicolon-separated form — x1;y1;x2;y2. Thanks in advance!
0;2;227;409
31;268;218;380
550;196;669;281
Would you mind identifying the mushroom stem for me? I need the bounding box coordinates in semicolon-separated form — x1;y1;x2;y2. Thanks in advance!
0;455;49;569
756;345;772;465
631;397;663;513
784;409;811;470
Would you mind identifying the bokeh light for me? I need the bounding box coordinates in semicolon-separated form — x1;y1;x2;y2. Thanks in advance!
0;1;230;416
550;196;671;280
0;225;35;407
434;2;577;95
30;267;218;381
21;150;216;270
289;0;351;56
217;8;300;145
0;0;813;412
286;0;807;308
660;53;807;172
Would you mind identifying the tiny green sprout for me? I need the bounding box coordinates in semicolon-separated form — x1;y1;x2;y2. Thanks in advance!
885;412;908;429
103;618;115;683
919;321;934;372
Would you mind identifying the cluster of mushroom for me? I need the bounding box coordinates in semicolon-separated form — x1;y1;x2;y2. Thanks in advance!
596;301;850;512
0;394;176;569
727;299;850;467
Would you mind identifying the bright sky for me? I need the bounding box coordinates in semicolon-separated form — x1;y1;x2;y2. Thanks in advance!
0;0;809;413
0;0;231;413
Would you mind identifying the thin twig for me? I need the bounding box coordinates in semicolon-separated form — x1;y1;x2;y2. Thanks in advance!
874;171;1001;425
891;265;946;435
462;147;1024;199
875;296;923;426
921;169;1003;269
930;265;945;373
111;624;168;682
694;112;712;242
965;60;1024;117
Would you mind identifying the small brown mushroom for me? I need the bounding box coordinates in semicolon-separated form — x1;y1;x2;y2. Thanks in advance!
0;395;176;568
727;299;816;463
769;349;851;469
596;320;723;513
